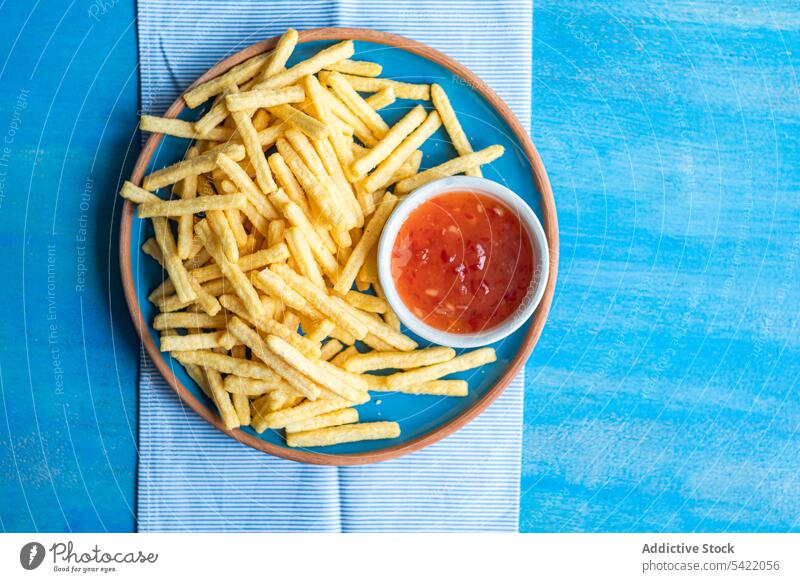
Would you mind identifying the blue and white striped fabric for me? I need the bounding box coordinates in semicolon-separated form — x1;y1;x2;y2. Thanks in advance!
137;0;531;532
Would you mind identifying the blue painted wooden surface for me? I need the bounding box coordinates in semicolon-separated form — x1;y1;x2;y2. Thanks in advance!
0;0;797;532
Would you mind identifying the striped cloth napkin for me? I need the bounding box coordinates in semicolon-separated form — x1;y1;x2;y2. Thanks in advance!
137;0;532;532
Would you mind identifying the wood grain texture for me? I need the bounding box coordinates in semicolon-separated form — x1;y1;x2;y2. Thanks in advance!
522;0;800;532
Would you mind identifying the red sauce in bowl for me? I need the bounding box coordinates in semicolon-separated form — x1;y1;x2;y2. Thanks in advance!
390;191;534;334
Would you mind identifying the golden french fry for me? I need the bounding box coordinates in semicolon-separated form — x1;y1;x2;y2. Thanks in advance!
284;226;325;287
160;331;236;352
305;319;335;344
286;421;400;448
375;379;468;396
176;147;200;259
344;290;387;313
268;153;310;214
140;115;234;141
142;144;245;191
330;345;359;367
204;367;240;430
351;105;426;178
214;152;278;218
269;103;330;141
260;29;299;79
206;208;239;263
321;71;389;139
225;85;305;112
342;346;455;373
226;316;322;400
196;220;265;320
430;83;480;177
230;107;277;194
120;180;161;203
173;349;282;383
153;312;226;330
256;40;354;90
387;149;423;185
340;299;417;352
252;267;305;310
183;51;273;108
282;310;300;332
224;208;248;247
333;192;397;295
137;193;246;218
384;348;496;389
271;263;367;340
275;138;347;229
285;408;359;434
395;145;505;195
265;335;365;400
151;217;196;303
252;391;369;430
320;86;378;146
232;392;251;426
184;363;212;399
320;339;344;361
314;135;364;227
362;111;441;192
224;374;293;396
364;87;396;110
251;108;271;130
269;193;338;276
331;73;430;100
323;59;382;77
219;293;319;358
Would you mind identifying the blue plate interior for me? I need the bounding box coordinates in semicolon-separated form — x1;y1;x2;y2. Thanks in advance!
131;39;541;456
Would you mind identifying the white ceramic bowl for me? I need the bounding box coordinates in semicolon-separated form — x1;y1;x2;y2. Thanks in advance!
377;176;550;348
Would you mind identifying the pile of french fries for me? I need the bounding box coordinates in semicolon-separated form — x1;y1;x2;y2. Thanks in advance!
121;29;504;448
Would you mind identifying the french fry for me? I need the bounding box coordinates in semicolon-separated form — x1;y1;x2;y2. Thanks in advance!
160;331;236;352
340;299;417;352
342;346;455;373
372;379;468;397
305;319;335;344
226;316;322;400
232;392;251;426
252;267;305;310
394;145;505;195
154;278;226;313
204;367;240;430
224;374;293;396
183;51;273;108
120;180;161;204
140;115;234;141
284;226;325;287
282;310;300;332
430;83;480;177
251;108;271;130
333;192;397;295
344;290;387;313
365;87;396;111
285;408;359;434
330;345;359;367
275;138;348;229
259;28;298;79
320;339;344;361
315;135;364;227
224;208;248;248
323;59;382;77
265;335;366;400
269;194;338;276
219;294;319;358
269;103;330;141
321;71;389;139
184;363;212;399
137;192;246;218
225;85;305;112
351;105;426;178
331;73;430;100
384;348;496;389
271;263;367;340
214;152;278;219
142;144;245;191
196;220;265;320
252;391;369;430
268;153;310;214
387;149;423;185
206;208;240;263
286;421;400;448
256;40;354;90
361;111;441;192
153;312;227;330
230;107;278;194
173;349;282;382
176;147;199;259
151;217;196;303
320;86;378;146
